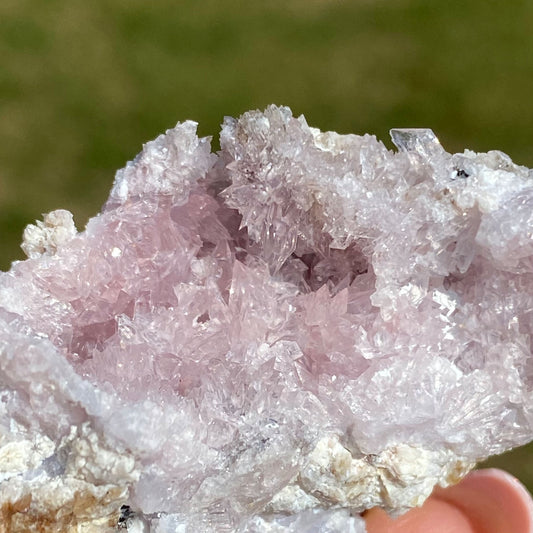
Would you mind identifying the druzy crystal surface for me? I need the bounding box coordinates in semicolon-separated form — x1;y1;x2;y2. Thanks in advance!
2;105;533;532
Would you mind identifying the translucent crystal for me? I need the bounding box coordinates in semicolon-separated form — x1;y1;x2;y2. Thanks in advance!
389;128;443;156
1;106;533;532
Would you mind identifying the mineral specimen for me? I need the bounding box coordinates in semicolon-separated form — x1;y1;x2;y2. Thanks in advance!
1;105;533;532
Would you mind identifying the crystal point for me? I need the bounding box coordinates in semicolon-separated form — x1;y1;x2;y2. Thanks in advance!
390;127;442;157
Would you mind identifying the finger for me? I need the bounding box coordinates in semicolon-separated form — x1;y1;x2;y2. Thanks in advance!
432;468;533;533
364;498;475;533
365;468;533;533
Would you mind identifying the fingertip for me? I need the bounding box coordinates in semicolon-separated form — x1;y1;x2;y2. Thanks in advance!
364;499;475;533
365;469;533;533
433;468;533;533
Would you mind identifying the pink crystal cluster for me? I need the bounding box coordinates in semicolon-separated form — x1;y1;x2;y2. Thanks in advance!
1;106;533;532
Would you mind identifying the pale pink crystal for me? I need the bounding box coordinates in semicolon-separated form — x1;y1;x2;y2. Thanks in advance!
1;106;533;532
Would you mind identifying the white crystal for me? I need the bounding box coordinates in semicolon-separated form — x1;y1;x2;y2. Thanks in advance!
21;209;77;259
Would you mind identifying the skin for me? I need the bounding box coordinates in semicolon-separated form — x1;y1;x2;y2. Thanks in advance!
364;469;533;533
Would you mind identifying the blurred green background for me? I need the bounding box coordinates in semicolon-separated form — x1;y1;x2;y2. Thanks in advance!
1;0;533;488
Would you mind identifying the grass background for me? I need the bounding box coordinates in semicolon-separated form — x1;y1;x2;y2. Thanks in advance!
1;0;533;489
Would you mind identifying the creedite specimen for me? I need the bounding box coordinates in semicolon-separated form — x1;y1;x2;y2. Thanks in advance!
1;106;533;532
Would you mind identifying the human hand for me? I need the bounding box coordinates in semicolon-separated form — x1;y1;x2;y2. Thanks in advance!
364;469;533;533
